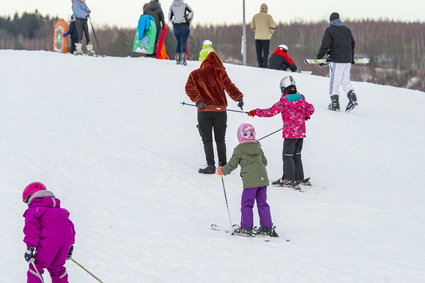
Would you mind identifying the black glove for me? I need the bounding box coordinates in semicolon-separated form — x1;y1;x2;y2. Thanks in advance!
24;247;36;262
196;100;205;110
237;99;244;110
67;246;74;260
319;63;327;67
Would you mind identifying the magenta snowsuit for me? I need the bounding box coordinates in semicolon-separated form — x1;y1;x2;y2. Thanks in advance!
255;93;315;138
23;190;75;283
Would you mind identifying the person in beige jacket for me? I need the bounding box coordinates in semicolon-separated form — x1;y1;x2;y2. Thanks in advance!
251;3;277;68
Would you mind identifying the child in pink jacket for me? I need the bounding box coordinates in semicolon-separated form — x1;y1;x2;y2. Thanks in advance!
22;182;76;283
248;76;315;190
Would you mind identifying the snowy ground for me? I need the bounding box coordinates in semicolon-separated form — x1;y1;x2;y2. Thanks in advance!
1;50;424;282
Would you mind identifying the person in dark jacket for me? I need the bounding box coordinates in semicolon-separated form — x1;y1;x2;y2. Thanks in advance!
63;15;79;54
185;52;244;174
316;12;358;112
143;0;165;57
268;44;298;72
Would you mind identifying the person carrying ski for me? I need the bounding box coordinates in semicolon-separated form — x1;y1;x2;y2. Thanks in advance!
22;182;76;283
316;12;357;112
247;76;315;190
198;39;215;61
250;3;277;68
185;52;244;174
268;44;299;72
216;124;278;237
143;0;166;57
63;14;79;54
169;0;194;65
72;0;94;55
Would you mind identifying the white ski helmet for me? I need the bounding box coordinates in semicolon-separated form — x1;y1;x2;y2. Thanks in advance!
203;39;212;46
280;75;296;90
278;44;288;51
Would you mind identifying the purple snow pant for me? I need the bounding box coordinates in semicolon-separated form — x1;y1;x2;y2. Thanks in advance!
27;244;70;282
240;186;273;228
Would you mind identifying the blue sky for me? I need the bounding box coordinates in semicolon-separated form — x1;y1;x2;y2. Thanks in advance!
1;0;424;28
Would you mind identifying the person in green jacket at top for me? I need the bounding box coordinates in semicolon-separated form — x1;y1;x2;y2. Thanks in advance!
217;123;278;237
198;39;215;61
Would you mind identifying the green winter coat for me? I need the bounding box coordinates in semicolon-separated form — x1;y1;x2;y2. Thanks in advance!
222;142;269;188
198;45;215;61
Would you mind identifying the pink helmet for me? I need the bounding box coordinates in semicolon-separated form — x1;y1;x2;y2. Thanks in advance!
22;182;46;203
237;123;256;142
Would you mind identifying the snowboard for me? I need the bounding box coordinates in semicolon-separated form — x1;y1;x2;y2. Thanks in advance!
133;18;157;54
304;58;370;65
53;19;69;53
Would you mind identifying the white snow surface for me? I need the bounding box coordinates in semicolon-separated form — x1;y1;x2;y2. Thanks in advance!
1;50;425;282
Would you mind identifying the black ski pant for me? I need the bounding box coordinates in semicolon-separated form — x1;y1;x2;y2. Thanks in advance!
197;111;227;167
255;40;270;68
70;38;78;54
282;138;304;181
76;18;91;44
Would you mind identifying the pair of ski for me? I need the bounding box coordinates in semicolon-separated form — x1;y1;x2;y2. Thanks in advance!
304;57;370;65
211;224;288;242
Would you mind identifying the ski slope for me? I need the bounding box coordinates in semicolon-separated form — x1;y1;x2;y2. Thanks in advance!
0;50;424;282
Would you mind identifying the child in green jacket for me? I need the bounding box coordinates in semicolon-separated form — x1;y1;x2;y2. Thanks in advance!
217;123;278;237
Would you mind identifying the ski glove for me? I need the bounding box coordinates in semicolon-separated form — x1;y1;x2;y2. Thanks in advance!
216;167;223;175
196;100;205;110
24;247;36;262
237;99;244;110
63;32;69;38
248;109;257;117
67;246;74;260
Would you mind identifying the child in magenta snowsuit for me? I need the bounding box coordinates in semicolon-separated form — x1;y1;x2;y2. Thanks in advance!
248;76;315;190
22;182;76;283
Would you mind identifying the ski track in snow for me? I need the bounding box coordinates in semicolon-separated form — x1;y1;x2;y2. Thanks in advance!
1;50;425;282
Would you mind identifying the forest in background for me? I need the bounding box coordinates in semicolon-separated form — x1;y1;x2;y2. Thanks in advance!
1;11;424;92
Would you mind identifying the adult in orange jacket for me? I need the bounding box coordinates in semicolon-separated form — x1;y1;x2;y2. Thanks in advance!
185;52;244;174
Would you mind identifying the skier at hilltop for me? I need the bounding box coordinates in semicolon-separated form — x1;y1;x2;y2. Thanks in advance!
316;12;357;112
72;0;94;55
22;182;76;283
268;44;299;72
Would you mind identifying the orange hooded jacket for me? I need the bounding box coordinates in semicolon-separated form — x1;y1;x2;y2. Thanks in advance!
185;52;243;111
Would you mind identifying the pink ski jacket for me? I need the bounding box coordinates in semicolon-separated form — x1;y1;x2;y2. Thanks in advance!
23;190;75;248
256;93;315;139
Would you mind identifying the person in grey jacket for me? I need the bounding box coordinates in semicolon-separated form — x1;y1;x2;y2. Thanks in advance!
71;0;93;55
143;0;165;57
169;0;194;65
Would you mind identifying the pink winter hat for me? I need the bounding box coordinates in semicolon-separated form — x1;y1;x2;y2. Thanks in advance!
237;123;256;143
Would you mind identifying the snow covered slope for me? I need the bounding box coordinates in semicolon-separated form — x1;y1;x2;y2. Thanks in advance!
1;50;425;282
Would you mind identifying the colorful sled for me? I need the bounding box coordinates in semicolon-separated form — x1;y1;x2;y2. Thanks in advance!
133;16;157;54
155;25;169;59
53;20;69;53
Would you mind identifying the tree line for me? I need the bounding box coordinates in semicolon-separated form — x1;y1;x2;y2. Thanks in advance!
1;11;424;91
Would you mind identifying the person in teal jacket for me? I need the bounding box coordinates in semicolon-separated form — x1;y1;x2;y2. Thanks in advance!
198;39;215;61
217;123;278;237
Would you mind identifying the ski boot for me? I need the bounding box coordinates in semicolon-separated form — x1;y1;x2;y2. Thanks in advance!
75;42;83;55
86;43;96;56
280;179;301;191
233;226;255;237
298;177;312;186
180;52;187;66
328;95;340;111
198;165;215;174
345;90;358;112
256;226;279;237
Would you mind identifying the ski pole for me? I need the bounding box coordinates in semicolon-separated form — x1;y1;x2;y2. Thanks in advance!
257;128;283;141
30;260;45;283
70;258;104;283
220;175;233;230
181;102;248;114
88;17;103;55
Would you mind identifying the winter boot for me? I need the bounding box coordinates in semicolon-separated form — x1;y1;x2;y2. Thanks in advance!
281;179;301;190
86;43;95;56
198;165;216;174
328;95;340;111
233;226;255;237
75;43;83;55
175;53;182;65
181;52;187;66
256;226;279;237
346;90;358;112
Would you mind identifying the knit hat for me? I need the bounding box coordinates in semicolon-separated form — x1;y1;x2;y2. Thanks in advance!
329;12;340;21
237;123;256;143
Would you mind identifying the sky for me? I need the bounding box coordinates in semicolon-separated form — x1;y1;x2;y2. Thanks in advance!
1;0;424;28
